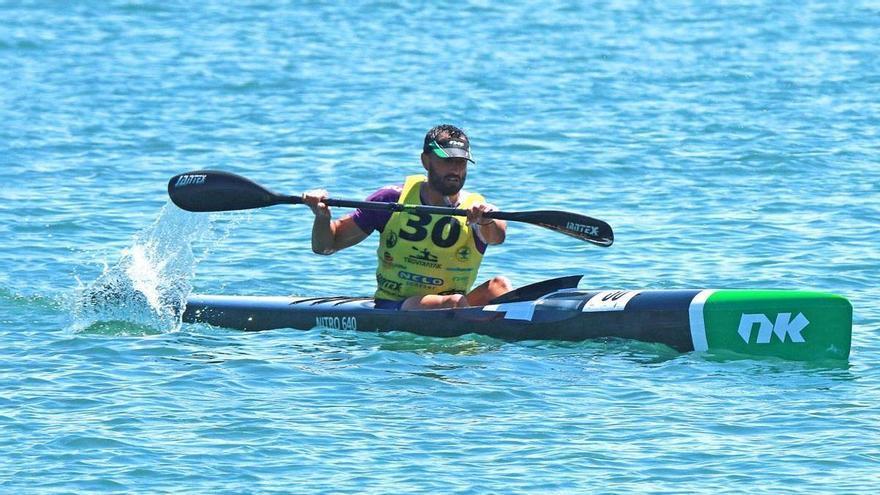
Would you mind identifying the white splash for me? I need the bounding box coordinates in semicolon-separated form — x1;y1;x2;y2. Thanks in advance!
72;203;239;335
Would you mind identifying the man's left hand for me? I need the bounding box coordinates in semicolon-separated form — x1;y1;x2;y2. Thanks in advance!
467;203;498;226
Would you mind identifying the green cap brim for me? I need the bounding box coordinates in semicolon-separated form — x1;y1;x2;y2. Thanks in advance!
428;141;475;163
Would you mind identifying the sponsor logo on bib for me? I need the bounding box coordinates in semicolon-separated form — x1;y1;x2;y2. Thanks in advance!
398;271;444;287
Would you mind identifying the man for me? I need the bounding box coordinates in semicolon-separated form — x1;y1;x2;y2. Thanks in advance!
303;124;512;310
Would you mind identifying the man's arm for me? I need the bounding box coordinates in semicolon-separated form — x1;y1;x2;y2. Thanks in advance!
475;218;506;245
312;215;369;255
303;190;370;255
467;202;506;245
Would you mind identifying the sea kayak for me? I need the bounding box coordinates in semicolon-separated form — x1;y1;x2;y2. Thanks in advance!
182;276;852;361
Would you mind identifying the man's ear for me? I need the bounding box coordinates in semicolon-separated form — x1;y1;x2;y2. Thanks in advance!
420;152;430;170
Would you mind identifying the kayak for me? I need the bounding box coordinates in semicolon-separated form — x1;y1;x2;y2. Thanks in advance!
182;276;852;361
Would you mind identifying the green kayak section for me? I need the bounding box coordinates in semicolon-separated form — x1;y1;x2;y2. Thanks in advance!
693;290;852;361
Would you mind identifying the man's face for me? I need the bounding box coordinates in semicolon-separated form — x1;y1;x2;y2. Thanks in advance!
424;154;468;196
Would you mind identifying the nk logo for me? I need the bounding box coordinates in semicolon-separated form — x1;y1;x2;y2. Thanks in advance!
737;313;809;344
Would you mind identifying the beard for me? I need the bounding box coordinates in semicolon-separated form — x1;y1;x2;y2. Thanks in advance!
427;164;467;196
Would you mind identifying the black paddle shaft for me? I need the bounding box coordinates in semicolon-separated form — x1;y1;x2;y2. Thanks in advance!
168;170;613;246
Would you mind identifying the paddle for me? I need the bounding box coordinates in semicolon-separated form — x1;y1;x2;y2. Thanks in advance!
167;170;614;246
487;275;583;304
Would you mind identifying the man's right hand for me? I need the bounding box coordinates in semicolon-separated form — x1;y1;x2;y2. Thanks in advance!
302;189;331;218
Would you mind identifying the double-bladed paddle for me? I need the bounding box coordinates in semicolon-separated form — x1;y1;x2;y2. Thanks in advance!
167;170;614;246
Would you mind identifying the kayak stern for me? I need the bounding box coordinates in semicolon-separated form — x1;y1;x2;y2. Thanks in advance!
692;290;852;361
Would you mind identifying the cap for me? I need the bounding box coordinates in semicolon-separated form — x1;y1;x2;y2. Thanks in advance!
424;136;475;164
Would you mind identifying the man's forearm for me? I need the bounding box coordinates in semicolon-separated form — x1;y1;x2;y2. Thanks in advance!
478;219;506;245
311;216;336;254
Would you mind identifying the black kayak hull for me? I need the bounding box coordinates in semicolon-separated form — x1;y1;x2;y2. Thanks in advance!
183;286;852;361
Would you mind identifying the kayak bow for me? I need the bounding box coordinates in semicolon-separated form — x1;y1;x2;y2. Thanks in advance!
182;276;852;361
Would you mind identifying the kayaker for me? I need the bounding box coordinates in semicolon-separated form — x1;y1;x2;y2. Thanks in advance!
303;124;512;310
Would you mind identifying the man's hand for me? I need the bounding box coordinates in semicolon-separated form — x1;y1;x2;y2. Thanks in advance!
466;202;497;226
466;202;506;245
302;189;331;219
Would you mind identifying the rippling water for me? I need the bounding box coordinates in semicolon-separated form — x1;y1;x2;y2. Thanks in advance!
2;1;879;493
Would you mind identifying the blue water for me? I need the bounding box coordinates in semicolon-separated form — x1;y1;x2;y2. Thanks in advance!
3;1;879;492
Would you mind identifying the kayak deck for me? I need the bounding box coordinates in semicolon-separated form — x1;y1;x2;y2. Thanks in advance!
183;285;852;361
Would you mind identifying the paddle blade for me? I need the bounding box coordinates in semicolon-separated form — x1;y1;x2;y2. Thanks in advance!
168;170;290;212
490;210;614;247
488;275;583;304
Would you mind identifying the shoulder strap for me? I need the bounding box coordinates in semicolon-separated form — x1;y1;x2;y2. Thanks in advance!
399;175;426;204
